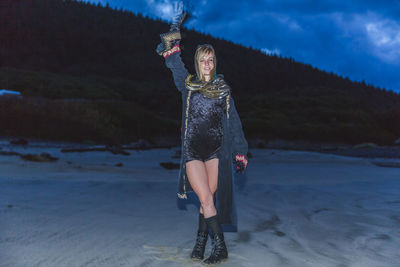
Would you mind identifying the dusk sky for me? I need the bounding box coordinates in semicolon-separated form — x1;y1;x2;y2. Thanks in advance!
87;0;400;93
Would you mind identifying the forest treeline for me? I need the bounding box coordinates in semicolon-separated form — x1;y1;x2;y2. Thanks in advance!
1;0;400;145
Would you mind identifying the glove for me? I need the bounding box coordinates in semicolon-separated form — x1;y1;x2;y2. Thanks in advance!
156;2;187;56
233;153;248;174
170;2;186;32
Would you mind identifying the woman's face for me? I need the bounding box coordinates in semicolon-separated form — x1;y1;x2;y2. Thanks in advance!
199;52;214;81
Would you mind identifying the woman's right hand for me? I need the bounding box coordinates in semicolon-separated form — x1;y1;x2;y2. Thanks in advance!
156;31;181;56
155;2;187;56
170;2;186;32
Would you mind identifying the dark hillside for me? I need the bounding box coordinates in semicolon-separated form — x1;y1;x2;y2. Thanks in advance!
1;0;400;144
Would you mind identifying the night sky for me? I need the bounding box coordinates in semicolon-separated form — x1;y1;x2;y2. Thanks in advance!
87;0;400;93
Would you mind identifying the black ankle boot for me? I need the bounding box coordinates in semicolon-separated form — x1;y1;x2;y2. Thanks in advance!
190;231;208;260
203;215;228;264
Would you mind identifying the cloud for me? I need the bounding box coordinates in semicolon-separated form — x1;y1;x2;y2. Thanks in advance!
145;0;175;21
365;17;400;64
201;1;400;91
261;48;281;55
84;0;400;92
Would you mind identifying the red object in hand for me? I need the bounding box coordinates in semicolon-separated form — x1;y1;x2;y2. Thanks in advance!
234;154;248;173
163;44;181;58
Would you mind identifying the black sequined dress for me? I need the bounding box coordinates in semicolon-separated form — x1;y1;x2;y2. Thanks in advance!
184;91;226;163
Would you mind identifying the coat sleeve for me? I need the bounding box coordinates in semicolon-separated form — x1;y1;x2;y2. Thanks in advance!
164;46;189;93
228;95;248;156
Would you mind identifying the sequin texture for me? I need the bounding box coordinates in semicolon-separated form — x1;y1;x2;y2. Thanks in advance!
184;91;226;162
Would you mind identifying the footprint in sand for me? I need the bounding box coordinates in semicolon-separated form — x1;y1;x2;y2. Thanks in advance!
142;244;249;266
143;245;201;265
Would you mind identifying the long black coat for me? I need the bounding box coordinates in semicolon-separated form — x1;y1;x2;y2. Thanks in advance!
164;50;248;231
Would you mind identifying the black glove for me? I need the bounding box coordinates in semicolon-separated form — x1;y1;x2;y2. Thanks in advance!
156;2;187;56
233;153;248;174
170;2;187;32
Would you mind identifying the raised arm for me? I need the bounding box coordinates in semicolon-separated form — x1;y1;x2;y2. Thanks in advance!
163;45;189;93
155;3;189;93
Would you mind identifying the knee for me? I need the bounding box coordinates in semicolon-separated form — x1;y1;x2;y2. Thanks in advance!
210;187;217;195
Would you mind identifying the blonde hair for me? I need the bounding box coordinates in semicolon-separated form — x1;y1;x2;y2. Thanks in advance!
194;44;217;81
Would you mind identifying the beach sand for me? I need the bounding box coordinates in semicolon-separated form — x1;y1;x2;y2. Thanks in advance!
1;142;399;266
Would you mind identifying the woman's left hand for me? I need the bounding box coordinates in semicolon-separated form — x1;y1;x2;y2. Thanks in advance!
234;154;248;173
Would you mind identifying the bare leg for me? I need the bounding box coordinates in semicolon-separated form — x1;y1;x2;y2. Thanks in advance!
188;158;223;261
186;160;217;218
204;158;219;195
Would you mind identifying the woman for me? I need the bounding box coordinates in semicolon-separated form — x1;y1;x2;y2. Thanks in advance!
157;29;248;265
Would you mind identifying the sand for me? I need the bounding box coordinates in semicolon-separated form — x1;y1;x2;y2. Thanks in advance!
1;141;399;266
